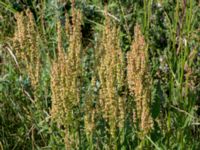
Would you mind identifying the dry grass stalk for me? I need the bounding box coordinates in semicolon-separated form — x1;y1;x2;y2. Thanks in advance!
50;8;82;149
84;108;95;136
127;24;153;136
84;76;96;136
51;8;82;124
98;10;125;137
25;10;40;91
50;2;82;148
65;13;71;38
50;20;66;123
13;9;40;92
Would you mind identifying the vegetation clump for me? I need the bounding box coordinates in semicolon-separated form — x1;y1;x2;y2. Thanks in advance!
0;0;200;149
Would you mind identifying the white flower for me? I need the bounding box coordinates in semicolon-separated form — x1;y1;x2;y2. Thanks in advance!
157;3;162;8
183;38;187;47
159;57;164;62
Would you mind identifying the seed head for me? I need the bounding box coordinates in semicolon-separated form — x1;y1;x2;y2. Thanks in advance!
127;24;153;136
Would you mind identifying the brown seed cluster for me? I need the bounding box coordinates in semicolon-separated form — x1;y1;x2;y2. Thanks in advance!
127;24;153;136
13;3;153;147
50;4;82;127
84;76;96;136
50;1;84;148
13;9;40;92
98;10;125;137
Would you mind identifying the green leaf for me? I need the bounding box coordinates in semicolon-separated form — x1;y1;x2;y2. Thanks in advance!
151;81;163;119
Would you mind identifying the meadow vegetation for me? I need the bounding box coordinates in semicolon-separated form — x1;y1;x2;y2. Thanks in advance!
0;0;200;149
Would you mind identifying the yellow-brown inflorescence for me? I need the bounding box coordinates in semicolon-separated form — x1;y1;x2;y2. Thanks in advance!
98;10;125;137
50;3;83;148
84;76;96;136
127;24;153;136
50;0;82;137
13;9;40;92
